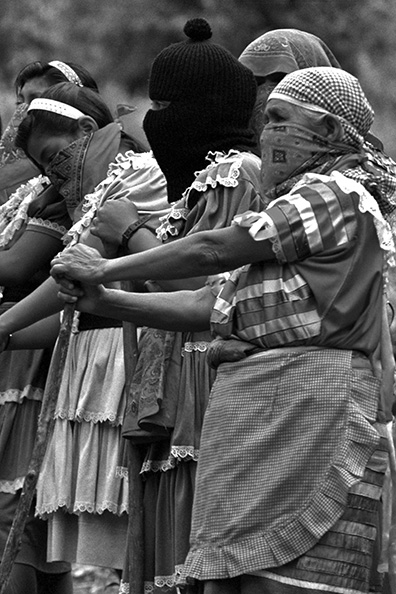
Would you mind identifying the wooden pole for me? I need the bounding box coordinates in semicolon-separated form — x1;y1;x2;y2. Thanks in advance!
0;303;75;592
122;279;144;594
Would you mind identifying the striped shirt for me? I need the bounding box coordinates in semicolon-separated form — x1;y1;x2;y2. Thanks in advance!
211;172;383;354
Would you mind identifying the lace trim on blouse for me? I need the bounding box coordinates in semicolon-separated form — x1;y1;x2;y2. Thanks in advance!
0;175;47;249
189;150;246;192
27;217;68;238
66;151;157;246
0;476;25;494
156;150;258;241
155;207;189;241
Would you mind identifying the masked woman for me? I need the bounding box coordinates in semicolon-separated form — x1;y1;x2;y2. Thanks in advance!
0;81;168;575
0;61;99;594
51;66;395;594
82;18;264;593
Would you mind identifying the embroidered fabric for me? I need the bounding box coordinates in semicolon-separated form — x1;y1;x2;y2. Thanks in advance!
46;134;92;212
0;175;47;249
0;103;29;166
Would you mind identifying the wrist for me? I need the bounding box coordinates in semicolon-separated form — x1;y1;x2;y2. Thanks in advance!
121;215;151;250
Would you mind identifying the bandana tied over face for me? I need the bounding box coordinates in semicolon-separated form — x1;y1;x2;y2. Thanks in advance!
260;123;347;193
46;135;92;212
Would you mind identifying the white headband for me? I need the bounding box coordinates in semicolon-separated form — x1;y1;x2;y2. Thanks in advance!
28;98;85;120
48;61;83;87
268;92;331;116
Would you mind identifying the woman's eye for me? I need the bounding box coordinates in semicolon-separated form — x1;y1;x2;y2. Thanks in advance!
150;100;171;111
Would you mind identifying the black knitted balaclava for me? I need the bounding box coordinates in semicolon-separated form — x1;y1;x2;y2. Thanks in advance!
143;18;257;203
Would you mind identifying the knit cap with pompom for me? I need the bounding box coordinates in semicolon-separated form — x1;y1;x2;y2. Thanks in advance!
143;17;257;203
148;17;255;103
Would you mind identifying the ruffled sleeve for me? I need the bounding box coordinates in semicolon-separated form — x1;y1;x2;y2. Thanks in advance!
157;150;263;241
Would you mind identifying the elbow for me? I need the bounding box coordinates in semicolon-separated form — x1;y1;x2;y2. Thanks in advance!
194;236;229;275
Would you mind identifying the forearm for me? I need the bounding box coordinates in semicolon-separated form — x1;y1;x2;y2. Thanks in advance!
0;277;62;335
83;286;212;332
126;229;206;291
7;314;60;350
100;225;271;283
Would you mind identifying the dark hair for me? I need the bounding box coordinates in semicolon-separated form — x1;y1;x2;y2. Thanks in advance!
15;82;113;154
15;61;99;95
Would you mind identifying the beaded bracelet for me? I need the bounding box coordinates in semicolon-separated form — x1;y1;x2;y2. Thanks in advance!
121;214;151;250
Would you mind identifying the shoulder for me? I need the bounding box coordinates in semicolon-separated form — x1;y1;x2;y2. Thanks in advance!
190;150;261;195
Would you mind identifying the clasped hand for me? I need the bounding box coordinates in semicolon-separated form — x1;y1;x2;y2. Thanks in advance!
51;245;107;310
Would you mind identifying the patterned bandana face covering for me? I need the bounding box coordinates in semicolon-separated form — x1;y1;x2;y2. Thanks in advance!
260;123;348;193
45;134;92;211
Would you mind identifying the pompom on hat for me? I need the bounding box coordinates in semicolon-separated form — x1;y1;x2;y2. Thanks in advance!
144;17;257;202
269;66;374;149
148;17;256;105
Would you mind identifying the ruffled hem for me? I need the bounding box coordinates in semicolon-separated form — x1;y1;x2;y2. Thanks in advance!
141;457;177;474
171;445;199;462
141;446;199;475
36;413;129;518
0;385;44;406
181;394;381;581
54;407;124;425
0;476;24;493
37;500;128;517
121;564;185;594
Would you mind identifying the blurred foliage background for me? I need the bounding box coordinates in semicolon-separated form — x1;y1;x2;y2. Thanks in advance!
1;0;396;155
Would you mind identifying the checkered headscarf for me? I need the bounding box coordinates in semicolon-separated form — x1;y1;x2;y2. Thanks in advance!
269;67;374;150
